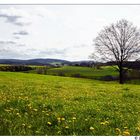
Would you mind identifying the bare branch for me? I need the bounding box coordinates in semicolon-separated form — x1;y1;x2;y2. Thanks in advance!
91;19;140;84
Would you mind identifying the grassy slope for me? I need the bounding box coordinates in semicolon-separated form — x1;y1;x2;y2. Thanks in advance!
0;72;140;136
45;66;118;79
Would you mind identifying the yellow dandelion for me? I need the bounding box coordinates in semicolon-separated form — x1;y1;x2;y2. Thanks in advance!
100;122;106;125
104;121;109;124
35;131;39;133
16;112;21;117
123;131;130;136
115;128;121;134
27;104;31;107
136;127;140;132
28;125;32;128
22;123;26;127
4;109;10;112
19;96;22;99
57;131;61;134
65;126;69;129
9;108;13;110
90;127;95;131
61;117;65;121
72;117;76;120
29;106;32;109
33;109;38;112
47;122;52;125
57;117;61;122
116;128;121;131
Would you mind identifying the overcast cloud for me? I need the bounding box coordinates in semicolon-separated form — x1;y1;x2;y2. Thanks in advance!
0;5;140;61
13;30;29;35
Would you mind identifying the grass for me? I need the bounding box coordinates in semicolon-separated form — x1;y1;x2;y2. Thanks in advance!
0;71;140;136
43;66;118;79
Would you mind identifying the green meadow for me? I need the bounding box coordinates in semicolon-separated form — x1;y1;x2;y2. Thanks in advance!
0;66;140;136
32;66;118;79
47;66;117;77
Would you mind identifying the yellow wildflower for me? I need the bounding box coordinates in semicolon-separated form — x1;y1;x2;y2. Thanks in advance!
35;131;39;133
16;112;21;117
57;117;61;122
136;127;140;132
4;109;10;112
57;131;61;134
104;121;109;124
27;104;31;107
61;117;65;121
100;121;109;125
116;128;121;131
33;109;38;112
72;117;76;120
90;127;95;131
47;122;52;125
65;126;69;129
22;123;26;127
100;122;106;125
115;128;121;135
123;131;130;136
28;125;32;128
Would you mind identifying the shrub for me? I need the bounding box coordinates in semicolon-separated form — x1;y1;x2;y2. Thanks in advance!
71;73;82;78
0;65;33;72
57;72;65;76
35;67;48;74
127;69;140;79
101;75;118;81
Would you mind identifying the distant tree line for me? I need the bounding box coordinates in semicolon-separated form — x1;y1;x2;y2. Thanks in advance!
0;65;33;72
106;61;140;70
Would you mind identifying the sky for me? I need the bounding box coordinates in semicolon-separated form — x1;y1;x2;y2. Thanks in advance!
0;5;140;61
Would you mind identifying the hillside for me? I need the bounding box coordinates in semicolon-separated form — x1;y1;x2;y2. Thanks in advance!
0;58;71;65
0;72;140;135
45;66;118;80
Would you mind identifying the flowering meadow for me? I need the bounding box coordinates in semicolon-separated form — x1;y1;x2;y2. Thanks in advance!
0;71;140;135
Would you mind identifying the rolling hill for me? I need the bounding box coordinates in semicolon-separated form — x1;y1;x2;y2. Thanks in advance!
0;58;71;65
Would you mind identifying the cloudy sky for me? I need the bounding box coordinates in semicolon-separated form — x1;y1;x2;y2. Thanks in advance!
0;5;140;61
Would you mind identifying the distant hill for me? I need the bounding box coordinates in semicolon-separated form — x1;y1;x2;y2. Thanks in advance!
0;58;71;66
70;60;94;67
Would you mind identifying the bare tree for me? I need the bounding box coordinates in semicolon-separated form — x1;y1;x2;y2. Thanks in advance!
92;19;140;84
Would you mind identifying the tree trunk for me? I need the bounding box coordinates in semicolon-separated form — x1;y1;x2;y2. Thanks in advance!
119;66;124;84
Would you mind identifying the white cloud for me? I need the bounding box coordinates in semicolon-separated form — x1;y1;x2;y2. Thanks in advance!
0;5;140;60
0;7;32;26
13;30;29;35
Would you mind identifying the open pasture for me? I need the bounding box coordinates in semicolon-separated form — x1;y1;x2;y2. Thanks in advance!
0;71;140;135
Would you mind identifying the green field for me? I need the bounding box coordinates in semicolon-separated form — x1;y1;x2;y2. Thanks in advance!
0;67;140;136
35;66;118;79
